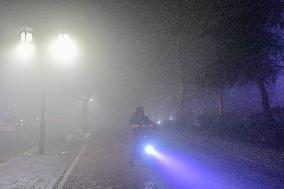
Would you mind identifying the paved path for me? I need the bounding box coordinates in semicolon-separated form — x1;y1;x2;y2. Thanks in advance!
63;129;167;189
62;128;284;189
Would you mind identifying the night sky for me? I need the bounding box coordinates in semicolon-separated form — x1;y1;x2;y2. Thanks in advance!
0;0;282;125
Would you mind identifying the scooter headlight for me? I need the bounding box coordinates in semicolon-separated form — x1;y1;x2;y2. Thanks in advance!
145;145;155;154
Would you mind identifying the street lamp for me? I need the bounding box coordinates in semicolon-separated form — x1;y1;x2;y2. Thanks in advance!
16;28;34;60
17;28;78;155
48;34;78;63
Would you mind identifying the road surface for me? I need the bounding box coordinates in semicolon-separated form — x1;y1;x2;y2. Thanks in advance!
62;127;284;189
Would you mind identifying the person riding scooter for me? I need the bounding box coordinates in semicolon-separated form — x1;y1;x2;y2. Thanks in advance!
129;106;156;166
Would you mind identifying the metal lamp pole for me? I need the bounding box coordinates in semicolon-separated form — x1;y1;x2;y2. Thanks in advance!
39;48;46;155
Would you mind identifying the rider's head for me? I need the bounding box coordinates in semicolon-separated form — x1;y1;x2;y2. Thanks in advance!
136;106;144;115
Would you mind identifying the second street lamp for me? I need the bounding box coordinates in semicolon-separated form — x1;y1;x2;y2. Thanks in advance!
17;28;79;155
48;34;78;63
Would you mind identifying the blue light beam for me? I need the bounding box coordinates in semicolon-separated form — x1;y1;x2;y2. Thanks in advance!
147;148;218;188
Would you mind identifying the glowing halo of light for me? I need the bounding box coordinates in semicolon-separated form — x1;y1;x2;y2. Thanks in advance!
145;145;156;155
48;33;78;63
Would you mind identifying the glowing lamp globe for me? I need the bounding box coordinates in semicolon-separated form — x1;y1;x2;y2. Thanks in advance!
49;34;78;63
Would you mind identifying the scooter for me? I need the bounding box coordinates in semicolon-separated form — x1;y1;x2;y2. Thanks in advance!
131;124;157;166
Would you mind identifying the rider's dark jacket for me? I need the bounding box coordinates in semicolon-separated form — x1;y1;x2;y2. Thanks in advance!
130;113;152;136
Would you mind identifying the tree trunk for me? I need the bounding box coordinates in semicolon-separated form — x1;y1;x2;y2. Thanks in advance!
218;90;224;116
177;84;187;127
81;91;92;133
257;79;274;122
81;98;90;132
178;84;186;113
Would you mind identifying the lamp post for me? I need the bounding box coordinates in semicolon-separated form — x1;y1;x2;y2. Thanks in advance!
38;47;46;155
17;28;78;155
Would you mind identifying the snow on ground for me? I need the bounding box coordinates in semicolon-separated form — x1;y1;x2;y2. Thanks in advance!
0;149;74;189
0;130;88;189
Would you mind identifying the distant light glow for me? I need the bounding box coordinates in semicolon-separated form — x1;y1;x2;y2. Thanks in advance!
157;120;161;125
48;34;78;63
89;96;95;102
169;116;174;121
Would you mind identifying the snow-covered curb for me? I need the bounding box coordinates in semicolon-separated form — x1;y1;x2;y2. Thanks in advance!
53;131;92;189
54;142;87;189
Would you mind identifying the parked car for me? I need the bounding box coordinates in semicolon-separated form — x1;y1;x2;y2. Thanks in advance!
0;113;24;135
